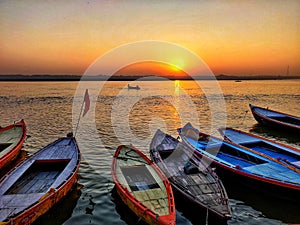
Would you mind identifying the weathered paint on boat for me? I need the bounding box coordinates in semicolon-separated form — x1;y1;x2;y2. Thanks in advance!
178;123;300;201
0;120;26;169
249;104;300;133
0;136;80;225
219;127;300;172
111;145;175;225
150;129;231;220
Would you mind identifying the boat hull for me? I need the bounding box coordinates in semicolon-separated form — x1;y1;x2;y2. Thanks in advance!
179;123;300;202
0;120;26;169
180;142;300;202
149;130;231;220
0;137;81;225
183;141;300;202
2;170;79;225
111;145;175;225
209;162;300;202
250;104;300;133
115;184;170;225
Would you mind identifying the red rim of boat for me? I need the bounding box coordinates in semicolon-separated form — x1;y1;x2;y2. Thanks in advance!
111;145;176;225
0;119;27;169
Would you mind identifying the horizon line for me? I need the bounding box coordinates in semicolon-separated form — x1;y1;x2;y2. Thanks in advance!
0;74;300;82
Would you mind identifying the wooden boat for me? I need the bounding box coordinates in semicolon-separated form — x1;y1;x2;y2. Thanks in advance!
127;84;140;90
249;104;300;133
0;133;80;225
178;123;300;201
149;129;231;220
0;120;26;169
219;127;300;171
111;145;175;225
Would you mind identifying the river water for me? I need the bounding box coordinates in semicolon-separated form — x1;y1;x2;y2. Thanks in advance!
0;80;299;225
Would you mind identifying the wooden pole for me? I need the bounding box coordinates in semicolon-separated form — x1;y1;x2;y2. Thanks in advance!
74;96;85;137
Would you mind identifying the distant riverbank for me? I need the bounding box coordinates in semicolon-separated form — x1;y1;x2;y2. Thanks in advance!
0;74;299;81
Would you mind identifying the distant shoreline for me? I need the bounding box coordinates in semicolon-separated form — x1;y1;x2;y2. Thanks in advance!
0;74;299;81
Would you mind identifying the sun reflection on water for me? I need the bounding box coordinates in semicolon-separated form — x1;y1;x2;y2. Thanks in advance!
174;80;180;96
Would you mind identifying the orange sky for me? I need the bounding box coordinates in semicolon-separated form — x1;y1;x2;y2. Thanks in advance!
114;61;189;77
1;1;300;76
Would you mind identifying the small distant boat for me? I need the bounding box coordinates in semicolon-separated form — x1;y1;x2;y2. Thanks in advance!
178;123;300;201
150;129;231;220
0;119;26;169
249;104;300;133
219;127;300;171
111;145;176;225
127;84;140;90
0;133;80;225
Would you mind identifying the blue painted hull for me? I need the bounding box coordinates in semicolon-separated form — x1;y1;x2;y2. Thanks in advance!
178;123;300;201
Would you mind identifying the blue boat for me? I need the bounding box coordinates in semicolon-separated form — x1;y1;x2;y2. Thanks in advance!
219;127;300;171
178;123;300;201
249;104;300;133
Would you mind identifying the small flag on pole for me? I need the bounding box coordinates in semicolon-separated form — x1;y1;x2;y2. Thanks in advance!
82;89;90;117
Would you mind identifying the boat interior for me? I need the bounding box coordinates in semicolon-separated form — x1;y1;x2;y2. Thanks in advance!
0;143;12;153
0;126;23;156
240;141;298;162
121;165;160;191
205;143;266;168
5;159;70;195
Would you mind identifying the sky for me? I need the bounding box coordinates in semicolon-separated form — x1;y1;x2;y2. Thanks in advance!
1;0;300;76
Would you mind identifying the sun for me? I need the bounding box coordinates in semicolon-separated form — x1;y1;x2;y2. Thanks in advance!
174;80;180;96
169;58;186;71
169;64;182;72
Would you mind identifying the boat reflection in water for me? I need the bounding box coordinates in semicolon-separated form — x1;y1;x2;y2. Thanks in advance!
224;180;300;223
111;187;148;225
251;124;300;144
32;184;83;225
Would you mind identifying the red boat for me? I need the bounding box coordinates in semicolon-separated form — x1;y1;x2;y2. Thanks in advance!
0;119;26;169
111;145;176;225
0;134;80;225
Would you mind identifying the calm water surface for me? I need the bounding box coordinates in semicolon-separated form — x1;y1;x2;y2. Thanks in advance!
0;80;299;225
